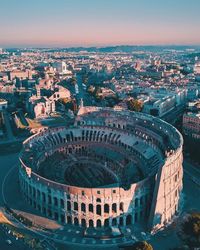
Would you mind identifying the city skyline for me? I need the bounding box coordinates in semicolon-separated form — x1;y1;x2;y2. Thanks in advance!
1;0;200;48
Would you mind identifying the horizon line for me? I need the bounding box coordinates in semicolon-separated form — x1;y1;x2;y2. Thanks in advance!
1;43;200;49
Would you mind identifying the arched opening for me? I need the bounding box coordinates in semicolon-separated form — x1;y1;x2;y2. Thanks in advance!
135;212;138;223
74;202;78;211
140;196;143;206
67;216;72;224
42;207;46;215
54;197;58;206
96;205;101;216
104;204;109;213
140;211;143;220
112;203;117;213
60;199;64;208
126;214;132;225
89;219;94;227
119;217;124;226
89;204;93;213
112;218;117;226
67;201;71;211
48;195;51;205
81;218;86;227
54;212;58;220
81;203;86;212
97;219;101;228
74;217;79;226
42;192;46;202
104;219;109;227
135;198;138;208
37;190;41;198
61;214;65;223
120;202;124;212
48;209;52;217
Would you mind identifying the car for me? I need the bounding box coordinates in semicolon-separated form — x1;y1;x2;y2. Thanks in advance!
6;239;12;245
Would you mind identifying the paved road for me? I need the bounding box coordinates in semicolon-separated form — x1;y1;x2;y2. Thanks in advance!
2;111;15;141
76;74;94;106
0;153;18;206
0;153;28;250
0;225;26;250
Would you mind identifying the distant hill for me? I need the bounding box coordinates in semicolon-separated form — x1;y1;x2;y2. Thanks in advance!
6;45;200;53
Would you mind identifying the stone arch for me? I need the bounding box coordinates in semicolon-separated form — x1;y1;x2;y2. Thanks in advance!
104;218;109;227
104;204;109;213
112;218;117;226
112;203;117;213
81;203;86;212
54;212;58;220
54;197;58;206
74;217;79;226
67;216;72;224
60;198;64;208
89;219;94;227
135;212;138;223
135;198;138;207
67;201;71;211
96;204;101;216
89;204;93;213
140;196;143;206
120;202;124;212
74;202;78;211
126;214;132;225
96;198;101;203
97;219;101;228
81;218;86;227
119;217;124;226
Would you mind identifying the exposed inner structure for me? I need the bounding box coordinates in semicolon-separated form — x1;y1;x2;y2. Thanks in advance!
37;129;146;188
19;107;183;232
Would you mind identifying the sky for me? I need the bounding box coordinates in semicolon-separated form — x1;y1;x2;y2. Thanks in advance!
0;0;200;47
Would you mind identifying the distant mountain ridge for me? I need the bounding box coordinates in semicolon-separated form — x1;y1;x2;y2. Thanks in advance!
6;45;200;53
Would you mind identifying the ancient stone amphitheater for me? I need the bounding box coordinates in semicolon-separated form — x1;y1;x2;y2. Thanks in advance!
19;106;183;233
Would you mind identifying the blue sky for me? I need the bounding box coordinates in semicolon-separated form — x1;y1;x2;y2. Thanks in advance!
0;0;200;47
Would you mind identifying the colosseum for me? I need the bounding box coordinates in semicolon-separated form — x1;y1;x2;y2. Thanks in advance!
19;106;183;233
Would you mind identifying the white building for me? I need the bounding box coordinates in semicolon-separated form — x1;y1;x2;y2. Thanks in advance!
0;99;8;111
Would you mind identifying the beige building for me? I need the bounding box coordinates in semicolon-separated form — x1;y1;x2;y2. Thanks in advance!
19;107;183;233
183;112;200;139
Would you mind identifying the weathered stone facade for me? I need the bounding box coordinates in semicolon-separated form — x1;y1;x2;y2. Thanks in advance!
19;107;183;232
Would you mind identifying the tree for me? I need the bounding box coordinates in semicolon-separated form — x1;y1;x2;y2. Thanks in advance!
70;77;77;85
178;212;200;248
87;85;95;94
127;98;143;112
123;241;153;250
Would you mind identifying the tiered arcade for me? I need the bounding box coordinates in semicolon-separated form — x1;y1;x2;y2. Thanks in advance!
19;107;183;232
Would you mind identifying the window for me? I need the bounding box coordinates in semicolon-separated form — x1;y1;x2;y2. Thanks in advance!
89;204;93;213
96;205;101;216
74;202;78;211
104;204;109;213
112;203;117;213
113;190;116;194
97;190;100;194
81;203;86;212
120;202;124;212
